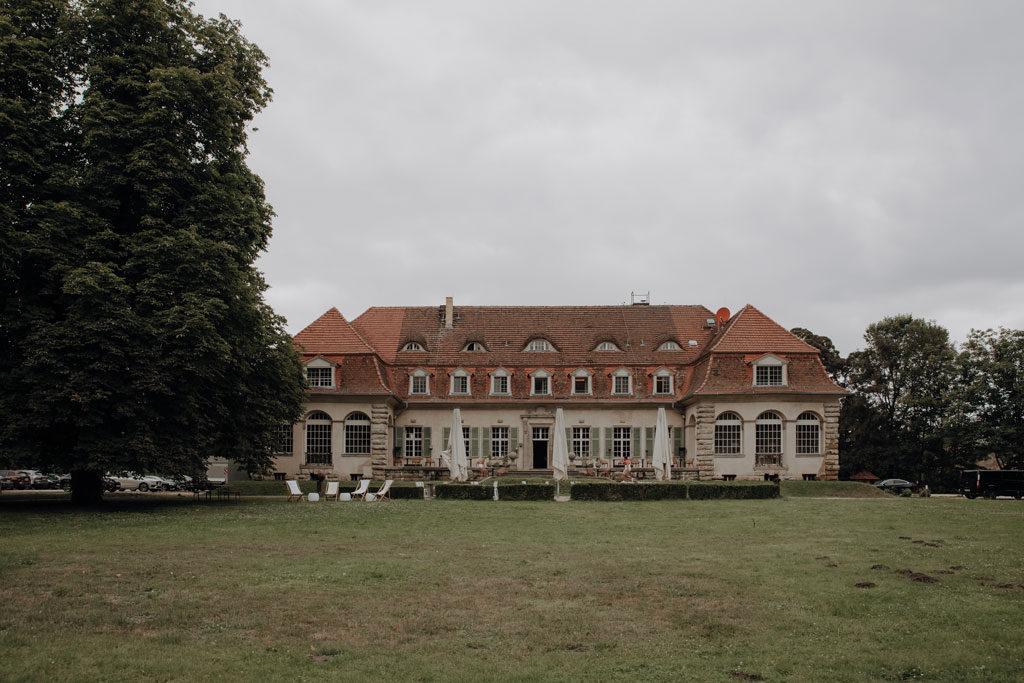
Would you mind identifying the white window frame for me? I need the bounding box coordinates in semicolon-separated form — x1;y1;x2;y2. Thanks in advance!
409;368;430;396
491;426;510;459
657;340;682;351
652;368;674;395
572;426;591;460
401;341;425;352
274;424;293;454
755;411;783;465
404;426;423;459
796;412;821;455
343;412;371;455
613;426;631;460
462;341;486;352
304;357;335;389
530;369;552;396
611;369;632;396
714;412;742;455
525;339;554;352
305;411;332;464
570;369;592;396
489;369;512;396
449;369;472;396
595;341;620;351
752;354;788;387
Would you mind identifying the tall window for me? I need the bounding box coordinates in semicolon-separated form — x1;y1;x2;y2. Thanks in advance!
491;375;509;395
796;412;820;454
572;427;591;460
714;412;741;455
755;411;782;465
491;427;509;459
613;427;631;460
450;373;470;395
305;411;332;464
531;371;551;395
306;367;332;388
274;424;293;454
572;373;591;395
410;371;429;395
344;412;371;454
404;426;423;459
613;375;631;395
653;372;673;394
755;364;783;387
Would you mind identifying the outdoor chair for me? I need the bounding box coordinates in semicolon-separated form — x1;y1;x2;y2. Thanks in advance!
371;479;393;502
350;479;371;499
597;459;613;478
285;480;305;502
324;481;339;501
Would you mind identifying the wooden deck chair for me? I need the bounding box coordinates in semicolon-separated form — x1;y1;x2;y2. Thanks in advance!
350;479;371;500
372;479;393;502
324;481;339;501
285;480;305;502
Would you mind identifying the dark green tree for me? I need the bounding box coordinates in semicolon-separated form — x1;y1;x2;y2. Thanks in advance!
790;327;847;384
841;315;957;487
1;0;306;504
953;328;1024;470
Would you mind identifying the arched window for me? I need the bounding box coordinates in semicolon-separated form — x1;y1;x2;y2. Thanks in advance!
402;342;425;351
714;412;742;455
525;339;554;352
595;341;620;351
462;341;486;352
755;411;782;466
306;411;332;465
657;341;681;351
796;412;820;455
344;412;371;455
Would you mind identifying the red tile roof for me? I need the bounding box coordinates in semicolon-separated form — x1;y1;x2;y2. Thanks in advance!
294;307;374;355
305;355;394;396
705;305;819;355
684;353;845;398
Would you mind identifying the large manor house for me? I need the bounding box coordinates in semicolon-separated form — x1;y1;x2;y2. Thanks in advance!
275;298;844;482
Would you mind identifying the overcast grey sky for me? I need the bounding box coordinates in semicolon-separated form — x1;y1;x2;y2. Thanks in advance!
191;0;1023;356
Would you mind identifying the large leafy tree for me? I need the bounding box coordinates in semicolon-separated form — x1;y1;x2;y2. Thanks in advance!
1;0;306;503
953;328;1024;470
790;327;847;385
841;315;958;486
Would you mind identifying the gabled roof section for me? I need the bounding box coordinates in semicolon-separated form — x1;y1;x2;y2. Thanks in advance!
705;305;818;355
294;308;375;355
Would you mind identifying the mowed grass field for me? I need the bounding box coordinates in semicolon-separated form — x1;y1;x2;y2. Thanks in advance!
1;491;1022;682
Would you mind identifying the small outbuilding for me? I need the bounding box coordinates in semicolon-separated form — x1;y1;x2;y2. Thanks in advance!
849;470;880;484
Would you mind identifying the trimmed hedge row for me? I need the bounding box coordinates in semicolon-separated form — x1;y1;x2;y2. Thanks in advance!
570;481;778;501
497;484;555;501
434;484;494;500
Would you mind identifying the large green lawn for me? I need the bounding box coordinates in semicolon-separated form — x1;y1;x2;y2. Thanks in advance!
1;494;1022;682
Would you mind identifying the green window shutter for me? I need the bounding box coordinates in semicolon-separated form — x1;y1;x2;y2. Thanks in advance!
673;426;682;460
484;428;492;457
471;427;480;459
632;427;640;459
605;427;613;457
566;427;572;446
509;427;518;450
396;427;405;456
443;427;450;448
645;427;653;460
423;427;431;458
591;428;599;456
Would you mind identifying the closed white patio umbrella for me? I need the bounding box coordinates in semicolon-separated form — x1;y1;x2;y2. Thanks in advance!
444;408;469;482
653;407;672;481
552;408;569;482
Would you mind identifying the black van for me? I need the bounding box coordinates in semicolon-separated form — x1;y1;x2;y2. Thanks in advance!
960;470;1024;499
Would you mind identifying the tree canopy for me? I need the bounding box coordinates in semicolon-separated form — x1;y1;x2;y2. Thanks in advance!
1;0;306;503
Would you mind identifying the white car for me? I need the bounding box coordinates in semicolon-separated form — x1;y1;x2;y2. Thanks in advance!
109;473;162;492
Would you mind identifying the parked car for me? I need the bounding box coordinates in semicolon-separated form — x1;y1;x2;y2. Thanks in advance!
0;470;32;490
58;474;72;491
873;478;917;493
960;470;1024;500
31;473;61;490
109;472;149;491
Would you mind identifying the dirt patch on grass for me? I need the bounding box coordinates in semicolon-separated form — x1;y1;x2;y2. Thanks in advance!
871;564;890;570
992;584;1024;591
730;672;763;681
855;582;876;589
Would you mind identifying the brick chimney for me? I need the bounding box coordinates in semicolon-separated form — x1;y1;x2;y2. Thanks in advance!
445;296;453;328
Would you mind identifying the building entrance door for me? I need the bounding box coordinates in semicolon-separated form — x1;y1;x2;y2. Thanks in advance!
532;426;549;469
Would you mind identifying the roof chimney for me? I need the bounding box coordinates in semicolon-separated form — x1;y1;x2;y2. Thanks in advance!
445;296;453;328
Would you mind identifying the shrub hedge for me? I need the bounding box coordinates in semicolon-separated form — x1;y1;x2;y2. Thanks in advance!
497;484;555;501
434;484;494;500
570;481;778;501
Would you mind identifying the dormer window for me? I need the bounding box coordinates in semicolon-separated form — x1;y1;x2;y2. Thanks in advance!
449;369;472;396
526;339;554;352
752;354;788;387
409;368;430;395
305;357;335;388
570;369;593;395
462;342;486;352
657;341;681;351
611;368;632;396
530;369;552;395
595;341;620;352
652;368;674;395
402;342;425;352
489;368;512;396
